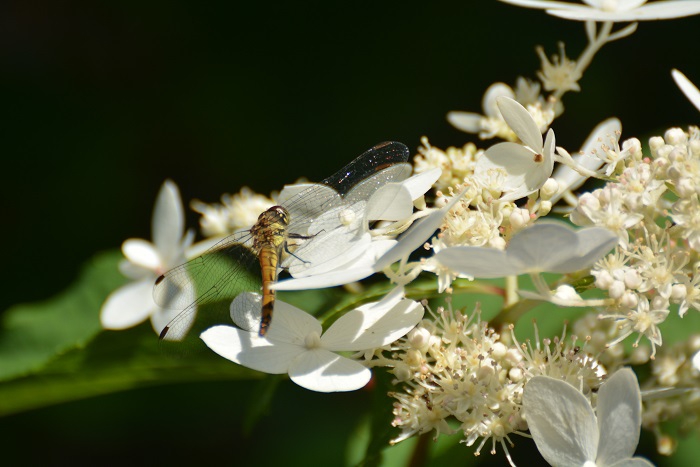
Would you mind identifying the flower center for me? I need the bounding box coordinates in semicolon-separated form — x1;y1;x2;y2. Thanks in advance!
304;331;322;349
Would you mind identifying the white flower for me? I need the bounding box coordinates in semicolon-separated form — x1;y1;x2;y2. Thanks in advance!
434;222;618;278
672;69;700;113
191;187;276;238
475;97;556;201
448;82;517;140
274;168;441;291
100;180;194;334
550;118;622;205
499;0;700;22
200;288;424;392
523;368;653;466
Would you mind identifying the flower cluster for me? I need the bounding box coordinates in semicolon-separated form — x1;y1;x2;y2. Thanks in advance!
373;302;605;465
98;1;700;465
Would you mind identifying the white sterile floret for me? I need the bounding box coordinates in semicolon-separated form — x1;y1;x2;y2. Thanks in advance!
200;288;423;392
475;97;556;202
672;69;700;113
550;118;621;205
498;0;700;22
523;368;653;466
100;180;194;334
434;222;618;278
448;82;517;140
274;167;441;291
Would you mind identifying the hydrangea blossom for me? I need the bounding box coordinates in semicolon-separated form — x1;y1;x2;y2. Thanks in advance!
523;368;653;466
474;96;556;202
498;0;700;22
201;288;423;392
434;222;617;278
100;180;194;334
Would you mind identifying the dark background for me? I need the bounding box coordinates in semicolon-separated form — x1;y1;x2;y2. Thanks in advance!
1;0;699;465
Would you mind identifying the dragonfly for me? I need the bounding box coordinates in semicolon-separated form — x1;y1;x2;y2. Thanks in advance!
153;141;412;341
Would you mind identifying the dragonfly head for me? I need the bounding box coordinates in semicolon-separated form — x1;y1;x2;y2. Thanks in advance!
259;205;290;225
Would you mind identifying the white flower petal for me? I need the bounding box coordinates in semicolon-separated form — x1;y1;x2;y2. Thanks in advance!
596;368;642;465
483;82;516;117
275;266;375;291
152;180;184;256
201;325;302;374
507;222;580;272
122;239;160;270
672;69;700;113
374;194;463;271
435;246;522;278
560;227;618;272
100;279;156;329
551;118;621;202
497;96;543;151
365;184;414;221
447;111;483;133
288;229;371;277
549;2;700;21
322;288;423;350
401;168;441;201
288;348;371;392
523;376;598;466
230;292;321;341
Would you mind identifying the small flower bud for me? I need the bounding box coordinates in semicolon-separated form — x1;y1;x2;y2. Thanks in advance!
671;283;687;301
648;136;665;153
665;128;687;145
392;362;412;382
623;269;642;290
509;207;530;230
408;327;432;352
651;295;669;311
594;270;614;290
620;290;639;308
540;178;559;200
608;280;626;299
491;342;507;360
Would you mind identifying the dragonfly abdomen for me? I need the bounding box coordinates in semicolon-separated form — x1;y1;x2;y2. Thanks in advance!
251;206;291;335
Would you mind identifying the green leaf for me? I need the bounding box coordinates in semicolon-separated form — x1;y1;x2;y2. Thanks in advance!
0;320;259;416
0;250;125;381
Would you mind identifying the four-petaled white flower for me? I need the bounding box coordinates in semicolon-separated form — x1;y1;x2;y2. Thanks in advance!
498;0;700;22
550;118;621;205
523;368;653;466
434;222;618;278
200;287;424;392
100;180;194;334
475;96;556;202
672;69;700;113
274;167;441;291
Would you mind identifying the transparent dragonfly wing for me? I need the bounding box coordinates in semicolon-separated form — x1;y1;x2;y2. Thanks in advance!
153;231;261;341
155;141;411;341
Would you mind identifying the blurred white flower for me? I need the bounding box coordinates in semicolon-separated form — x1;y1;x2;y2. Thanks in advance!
499;0;700;22
523;368;653;466
448;82;517;140
672;69;700;113
191;187;276;238
200;288;424;392
475;96;556;201
100;180;194;334
434;222;617;278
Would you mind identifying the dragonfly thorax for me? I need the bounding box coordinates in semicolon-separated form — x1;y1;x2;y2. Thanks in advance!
251;205;291;251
